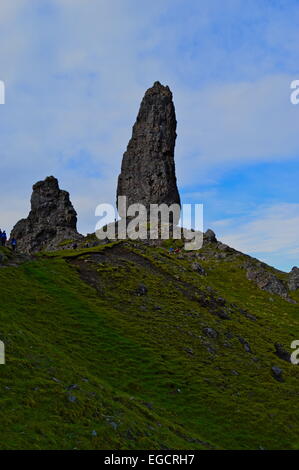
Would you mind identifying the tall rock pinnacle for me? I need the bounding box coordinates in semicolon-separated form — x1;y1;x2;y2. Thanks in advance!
10;176;82;253
117;81;181;217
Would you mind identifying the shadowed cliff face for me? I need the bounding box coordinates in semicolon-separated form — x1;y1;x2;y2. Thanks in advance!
117;81;181;219
10;176;82;253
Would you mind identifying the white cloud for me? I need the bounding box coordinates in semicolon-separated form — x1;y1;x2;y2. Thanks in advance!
175;75;299;186
214;203;299;271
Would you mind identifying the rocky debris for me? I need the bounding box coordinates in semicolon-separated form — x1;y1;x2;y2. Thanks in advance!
274;343;291;363
206;345;216;355
288;267;299;291
246;265;295;302
184;347;194;355
116;81;180;223
203;229;217;244
214;253;227;260
191;262;206;275
216;306;231;319
213;242;237;259
203;327;218;339
238;337;252;353
194;291;231;320
67;394;77;403
52;377;61;383
271;366;284;382
218;243;231;252
106;419;118;430
135;284;148;296
67;384;79;391
238;308;257;322
246;312;257;321
10;176;82;253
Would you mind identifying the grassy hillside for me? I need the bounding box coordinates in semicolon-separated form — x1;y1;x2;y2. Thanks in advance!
0;239;299;450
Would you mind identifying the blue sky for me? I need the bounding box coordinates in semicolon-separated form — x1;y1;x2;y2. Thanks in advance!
0;0;299;271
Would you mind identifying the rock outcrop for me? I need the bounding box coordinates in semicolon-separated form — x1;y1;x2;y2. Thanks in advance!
288;267;299;291
116;81;180;222
10;176;82;253
246;265;296;303
204;229;217;244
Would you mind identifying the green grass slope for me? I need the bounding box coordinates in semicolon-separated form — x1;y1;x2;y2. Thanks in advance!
0;240;299;450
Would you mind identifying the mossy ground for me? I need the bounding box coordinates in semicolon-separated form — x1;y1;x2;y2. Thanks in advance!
0;241;299;450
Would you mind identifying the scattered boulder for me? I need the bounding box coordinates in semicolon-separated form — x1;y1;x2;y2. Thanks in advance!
67;384;79;391
206;345;216;355
116;81;180;223
214;309;231;320
107;420;118;430
274;343;291;363
195;291;231;320
67;394;77;403
203;327;218;339
288;267;299;291
52;377;61;383
191;262;206;275
135;284;148;296
203;229;217;244
238;337;252;353
271;366;284;382
217;297;226;306
184;347;194;355
10;176;82;253
239;309;257;322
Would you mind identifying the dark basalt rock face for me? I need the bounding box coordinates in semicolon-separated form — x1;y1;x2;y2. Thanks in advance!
10;176;82;253
117;81;180;221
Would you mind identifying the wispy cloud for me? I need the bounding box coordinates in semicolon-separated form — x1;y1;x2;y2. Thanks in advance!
175;75;299;186
215;203;299;271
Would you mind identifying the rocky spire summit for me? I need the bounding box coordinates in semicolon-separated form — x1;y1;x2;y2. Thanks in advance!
116;81;181;218
10;176;82;253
